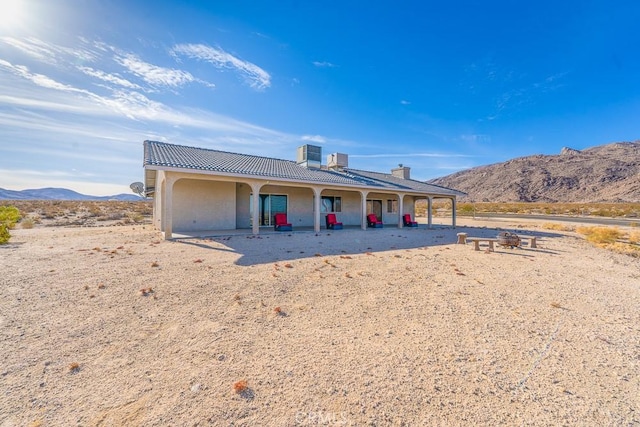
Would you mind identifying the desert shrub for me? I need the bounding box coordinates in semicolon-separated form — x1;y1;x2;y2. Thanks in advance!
87;204;103;217
542;222;575;232
576;226;623;244
457;203;475;215
0;224;10;244
605;242;640;257
0;205;21;229
628;231;640;245
127;212;145;223
21;217;36;229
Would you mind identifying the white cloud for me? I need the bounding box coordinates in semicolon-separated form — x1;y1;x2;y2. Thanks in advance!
0;67;280;139
171;43;271;90
1;36;99;65
312;61;337;68
77;66;142;90
0;59;91;95
400;100;411;105
350;152;475;159
114;53;196;88
301;135;326;143
1;36;56;63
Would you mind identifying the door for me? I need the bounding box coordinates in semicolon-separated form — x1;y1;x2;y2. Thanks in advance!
251;194;288;226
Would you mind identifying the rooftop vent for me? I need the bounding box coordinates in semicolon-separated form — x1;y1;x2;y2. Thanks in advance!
391;164;410;179
327;152;348;171
297;144;322;168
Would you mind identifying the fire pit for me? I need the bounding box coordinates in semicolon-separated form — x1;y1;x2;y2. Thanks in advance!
497;231;521;248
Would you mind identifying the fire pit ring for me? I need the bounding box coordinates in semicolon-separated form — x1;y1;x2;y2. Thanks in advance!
497;231;521;248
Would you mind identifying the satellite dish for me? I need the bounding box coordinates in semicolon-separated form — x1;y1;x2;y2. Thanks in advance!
130;182;145;197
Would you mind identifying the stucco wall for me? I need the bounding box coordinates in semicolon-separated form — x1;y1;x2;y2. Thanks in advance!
261;185;314;227
321;191;361;226
172;179;236;231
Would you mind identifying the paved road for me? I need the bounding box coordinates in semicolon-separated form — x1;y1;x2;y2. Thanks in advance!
465;213;639;227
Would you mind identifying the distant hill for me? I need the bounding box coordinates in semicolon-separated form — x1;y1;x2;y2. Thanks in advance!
429;141;640;203
0;187;143;201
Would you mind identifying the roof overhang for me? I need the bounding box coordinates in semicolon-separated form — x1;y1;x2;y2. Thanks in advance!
143;164;461;198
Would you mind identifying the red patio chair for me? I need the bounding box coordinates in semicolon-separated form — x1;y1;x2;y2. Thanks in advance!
274;213;292;231
325;213;343;230
367;213;383;228
403;214;418;227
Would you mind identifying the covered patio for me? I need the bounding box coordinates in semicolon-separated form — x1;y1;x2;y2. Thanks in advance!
143;141;464;239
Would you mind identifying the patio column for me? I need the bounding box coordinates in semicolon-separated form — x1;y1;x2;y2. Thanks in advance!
427;196;433;229
313;187;322;233
452;197;457;228
163;174;176;240
155;172;165;231
360;191;369;230
397;193;404;228
250;182;262;235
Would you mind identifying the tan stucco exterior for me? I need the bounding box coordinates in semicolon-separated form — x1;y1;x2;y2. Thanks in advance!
146;169;457;239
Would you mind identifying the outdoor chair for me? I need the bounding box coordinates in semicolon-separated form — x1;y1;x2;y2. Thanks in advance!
367;213;383;228
325;213;343;230
274;213;293;231
403;213;418;227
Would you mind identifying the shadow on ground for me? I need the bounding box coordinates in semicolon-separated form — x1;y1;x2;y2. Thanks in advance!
173;224;565;266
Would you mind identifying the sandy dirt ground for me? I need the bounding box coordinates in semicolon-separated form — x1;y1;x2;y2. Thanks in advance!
1;218;639;426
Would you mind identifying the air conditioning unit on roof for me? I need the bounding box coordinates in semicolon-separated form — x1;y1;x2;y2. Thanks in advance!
297;144;322;168
327;152;348;170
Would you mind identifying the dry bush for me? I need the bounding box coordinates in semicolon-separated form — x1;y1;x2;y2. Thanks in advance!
576;226;622;244
449;202;640;217
628;231;640;245
127;212;145;223
21;217;36;229
542;222;575;232
605;242;640;257
0;200;152;227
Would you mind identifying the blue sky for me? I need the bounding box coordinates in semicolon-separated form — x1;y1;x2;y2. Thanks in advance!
1;1;639;196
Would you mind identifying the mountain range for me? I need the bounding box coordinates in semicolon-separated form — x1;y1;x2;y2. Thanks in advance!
0;187;143;201
429;141;640;203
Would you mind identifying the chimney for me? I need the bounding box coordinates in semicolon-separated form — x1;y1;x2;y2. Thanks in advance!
391;164;410;179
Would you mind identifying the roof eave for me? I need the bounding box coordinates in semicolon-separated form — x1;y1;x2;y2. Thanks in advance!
143;164;459;197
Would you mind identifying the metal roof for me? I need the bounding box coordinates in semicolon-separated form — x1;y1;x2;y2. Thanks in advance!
143;140;464;196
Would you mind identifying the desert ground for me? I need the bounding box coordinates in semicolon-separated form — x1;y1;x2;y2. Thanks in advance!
1;209;639;426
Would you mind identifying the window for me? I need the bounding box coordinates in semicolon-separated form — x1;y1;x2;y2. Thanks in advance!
321;196;341;213
387;199;398;213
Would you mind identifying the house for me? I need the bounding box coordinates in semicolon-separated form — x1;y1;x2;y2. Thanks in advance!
143;140;465;239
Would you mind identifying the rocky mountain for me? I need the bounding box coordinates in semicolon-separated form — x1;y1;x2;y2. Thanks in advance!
429;141;640;203
0;187;143;201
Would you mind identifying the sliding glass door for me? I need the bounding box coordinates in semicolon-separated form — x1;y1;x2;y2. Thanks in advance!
250;194;288;226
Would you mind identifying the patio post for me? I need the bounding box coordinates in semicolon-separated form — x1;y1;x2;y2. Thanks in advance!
452;197;457;228
397;193;404;228
360;190;369;230
312;187;322;233
163;174;176;240
250;182;262;235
